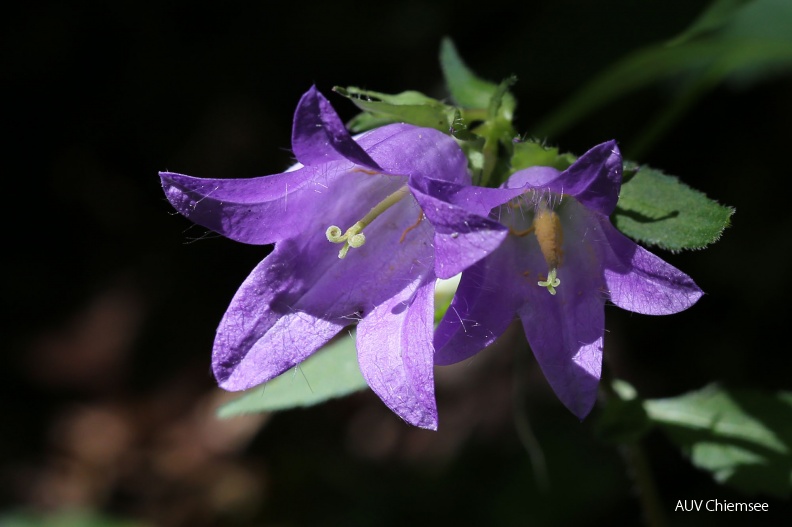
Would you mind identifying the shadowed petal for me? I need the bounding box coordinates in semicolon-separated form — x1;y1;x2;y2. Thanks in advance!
356;276;438;430
519;272;605;419
292;86;380;170
434;249;523;365
600;219;703;314
410;184;509;279
412;177;524;217
517;200;607;419
213;244;347;391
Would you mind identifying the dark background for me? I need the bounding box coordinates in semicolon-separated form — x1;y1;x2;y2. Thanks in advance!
3;1;791;525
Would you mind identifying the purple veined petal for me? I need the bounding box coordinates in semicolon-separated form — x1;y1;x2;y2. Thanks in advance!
213;244;348;390
507;141;622;216
434;247;523;365
516;199;607;419
160;159;404;246
215;181;443;392
356;275;438;430
365;126;471;186
291;86;381;170
409;183;509;279
599;218;703;315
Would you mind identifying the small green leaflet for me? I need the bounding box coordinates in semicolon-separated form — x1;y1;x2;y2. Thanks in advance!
217;332;368;418
613;165;734;251
645;384;792;497
334;86;455;133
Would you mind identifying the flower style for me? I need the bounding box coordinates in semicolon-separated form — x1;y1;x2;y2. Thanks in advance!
434;141;703;419
160;86;510;429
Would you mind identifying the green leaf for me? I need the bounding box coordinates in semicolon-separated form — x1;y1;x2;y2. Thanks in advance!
439;37;501;109
596;380;652;445
613;165;734;250
334;86;454;132
645;384;792;497
217;332;368;418
535;0;792;153
667;0;756;46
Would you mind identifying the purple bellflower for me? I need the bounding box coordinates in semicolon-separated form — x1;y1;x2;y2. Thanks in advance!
434;141;703;419
160;87;510;430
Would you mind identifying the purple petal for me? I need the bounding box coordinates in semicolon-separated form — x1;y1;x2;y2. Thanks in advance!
213;245;347;390
599;219;703;314
291;86;380;170
366;126;471;186
414;177;525;218
508;141;622;215
516;200;608;419
356;276;438;430
410;183;509;279
505;166;561;190
160;162;394;245
434;249;522;365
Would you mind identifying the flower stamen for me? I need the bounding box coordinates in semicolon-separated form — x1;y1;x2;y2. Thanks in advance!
533;202;564;294
326;185;410;258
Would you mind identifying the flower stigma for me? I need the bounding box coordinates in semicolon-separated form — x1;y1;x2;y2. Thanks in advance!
326;184;410;258
538;267;561;295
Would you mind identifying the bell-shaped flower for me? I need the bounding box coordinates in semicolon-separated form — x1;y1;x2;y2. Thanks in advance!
160;87;509;429
434;141;703;419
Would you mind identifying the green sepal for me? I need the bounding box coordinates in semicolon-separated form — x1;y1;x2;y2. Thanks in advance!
217;332;367;418
645;384;792;497
346;112;400;134
511;141;576;173
334;86;455;133
613;165;734;251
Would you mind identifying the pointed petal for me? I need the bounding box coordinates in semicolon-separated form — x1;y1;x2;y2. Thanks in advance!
213;245;347;390
508;141;622;215
521;302;603;420
556;141;621;215
357;276;438;430
160;162;365;245
410;183;509;279
291;86;380;169
600;219;703;314
434;248;522;365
